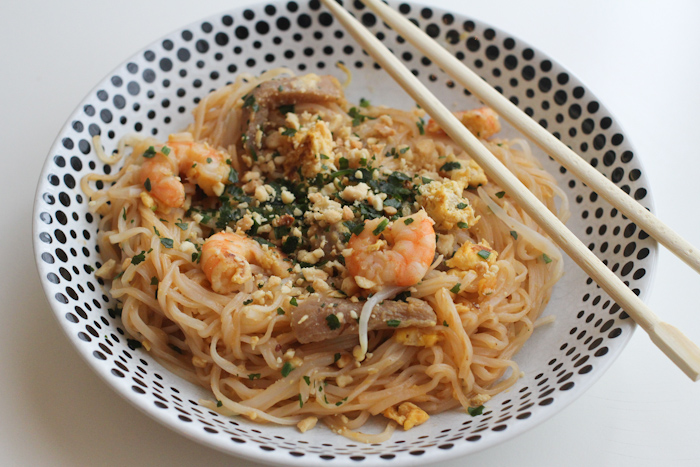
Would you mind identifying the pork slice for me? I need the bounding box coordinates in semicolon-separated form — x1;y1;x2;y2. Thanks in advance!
291;296;437;344
243;74;345;154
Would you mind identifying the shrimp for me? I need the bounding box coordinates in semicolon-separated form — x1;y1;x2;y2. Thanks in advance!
345;210;436;290
139;132;231;208
200;232;290;294
426;107;501;140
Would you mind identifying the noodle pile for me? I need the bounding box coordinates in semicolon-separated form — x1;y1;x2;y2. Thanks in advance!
83;69;568;441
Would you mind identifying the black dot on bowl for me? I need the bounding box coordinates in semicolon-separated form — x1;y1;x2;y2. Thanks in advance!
277;17;291;31
298;13;312;28
235;26;249;39
466;37;480;52
538;77;552;92
522;65;535;81
485;45;499;60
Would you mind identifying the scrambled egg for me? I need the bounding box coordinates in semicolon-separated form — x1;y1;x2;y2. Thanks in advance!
446;240;498;270
416;180;480;231
446;240;499;296
383;402;430;430
283;117;335;178
449;157;488;188
395;328;442;347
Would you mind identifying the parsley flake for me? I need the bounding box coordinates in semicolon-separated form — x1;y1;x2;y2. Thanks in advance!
386;319;401;327
131;251;147;265
334;353;341;363
510;230;518;240
243;299;253;305
282;127;297;137
495;191;506;198
440;161;462;172
279;104;295;115
303;376;311;386
277;308;285;315
359;97;370;108
248;373;261;380
443;320;449;327
175;222;188;230
542;253;552;264
144;178;152;192
150;276;158;286
216;400;223;407
404;218;414;225
281;361;294;377
290;297;298;306
160;238;174;249
457;222;469;229
456;202;468;210
468;405;485;416
326;314;341;330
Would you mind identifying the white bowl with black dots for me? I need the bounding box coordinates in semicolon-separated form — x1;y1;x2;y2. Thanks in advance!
32;1;657;465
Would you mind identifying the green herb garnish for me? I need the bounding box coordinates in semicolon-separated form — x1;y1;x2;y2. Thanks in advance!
143;146;156;158
450;283;461;294
468;405;485;416
326;314;341;330
281;361;294;377
477;250;491;260
386;319;401;327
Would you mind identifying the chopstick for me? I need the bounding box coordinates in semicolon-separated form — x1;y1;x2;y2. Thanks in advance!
360;0;700;276
320;0;700;381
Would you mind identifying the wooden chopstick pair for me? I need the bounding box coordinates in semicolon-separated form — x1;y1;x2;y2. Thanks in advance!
319;0;700;381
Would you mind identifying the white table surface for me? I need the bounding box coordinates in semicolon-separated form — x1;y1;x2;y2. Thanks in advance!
4;0;699;465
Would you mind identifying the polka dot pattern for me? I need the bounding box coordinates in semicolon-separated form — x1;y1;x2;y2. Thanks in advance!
33;2;656;465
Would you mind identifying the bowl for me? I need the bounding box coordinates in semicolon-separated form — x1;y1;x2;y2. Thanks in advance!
33;1;656;465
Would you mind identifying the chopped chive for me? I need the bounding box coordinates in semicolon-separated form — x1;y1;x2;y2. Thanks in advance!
161;146;171;156
153;226;160;236
510;230;518;240
443;320;449;327
359;97;370;108
243;299;253;305
142;146;156;158
248;373;261;380
450;283;461;294
400;146;410;154
495;191;506;198
339;157;349;170
386;319;401;327
303;376;311;386
456;202;468;210
282;127;297;137
122;207;127;220
372;218;389;235
404;218;414;225
468;405;485;416
150;276;158;286
299;394;304;408
542;253;552;264
477;249;491;260
417;118;425;135
457;222;469;229
144;178;152;192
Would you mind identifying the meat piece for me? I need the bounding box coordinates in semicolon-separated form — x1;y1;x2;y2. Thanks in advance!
291;296;437;344
242;74;345;156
